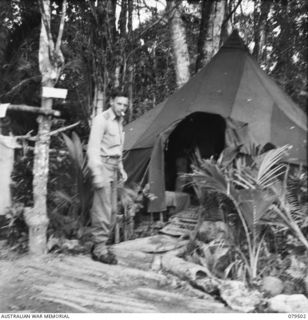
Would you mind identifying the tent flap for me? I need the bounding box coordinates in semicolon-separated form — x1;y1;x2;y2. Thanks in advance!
124;148;151;186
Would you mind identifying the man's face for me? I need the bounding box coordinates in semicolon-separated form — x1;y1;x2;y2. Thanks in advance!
110;96;129;117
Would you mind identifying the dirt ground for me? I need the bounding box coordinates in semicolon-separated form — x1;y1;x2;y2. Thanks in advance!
0;242;233;313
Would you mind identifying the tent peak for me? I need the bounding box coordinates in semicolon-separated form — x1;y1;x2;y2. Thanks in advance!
222;29;247;51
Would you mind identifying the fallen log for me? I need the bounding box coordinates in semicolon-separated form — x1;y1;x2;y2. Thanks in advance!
161;251;221;294
161;253;213;280
110;246;153;269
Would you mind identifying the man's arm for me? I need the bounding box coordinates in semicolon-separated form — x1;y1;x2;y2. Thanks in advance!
118;129;127;182
118;160;127;182
87;114;105;187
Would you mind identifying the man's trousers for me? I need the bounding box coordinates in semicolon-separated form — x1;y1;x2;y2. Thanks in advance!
90;158;119;255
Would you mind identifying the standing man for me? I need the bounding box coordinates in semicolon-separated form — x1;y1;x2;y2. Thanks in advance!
87;89;128;264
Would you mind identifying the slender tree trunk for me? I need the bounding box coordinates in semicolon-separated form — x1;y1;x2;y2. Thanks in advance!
152;40;158;106
90;0;117;115
95;83;105;114
220;0;233;45
25;0;66;255
90;0;116;115
114;0;128;89
167;0;190;88
28;0;53;255
118;0;127;35
107;0;117;43
127;0;133;33
253;0;271;61
127;0;134;121
128;65;134;122
195;0;214;72
114;65;121;88
0;0;10;65
203;0;226;66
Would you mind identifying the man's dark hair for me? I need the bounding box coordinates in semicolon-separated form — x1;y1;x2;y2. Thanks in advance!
110;88;129;99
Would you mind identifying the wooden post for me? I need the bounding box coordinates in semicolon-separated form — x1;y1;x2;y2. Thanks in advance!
30;85;53;255
25;0;67;255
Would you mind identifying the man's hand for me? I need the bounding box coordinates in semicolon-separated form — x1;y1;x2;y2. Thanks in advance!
119;169;127;183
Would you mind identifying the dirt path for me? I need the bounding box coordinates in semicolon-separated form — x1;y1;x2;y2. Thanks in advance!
0;253;232;313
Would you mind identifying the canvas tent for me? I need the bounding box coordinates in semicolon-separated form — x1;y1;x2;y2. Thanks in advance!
123;30;307;213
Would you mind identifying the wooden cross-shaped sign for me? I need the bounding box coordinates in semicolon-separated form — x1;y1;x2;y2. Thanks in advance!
0;0;70;256
0;86;67;256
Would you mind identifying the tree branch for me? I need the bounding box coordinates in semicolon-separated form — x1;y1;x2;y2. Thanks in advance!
49;121;80;136
222;0;243;27
55;0;67;55
38;0;54;50
14;130;34;140
136;1;179;40
0;76;41;98
17;122;80;142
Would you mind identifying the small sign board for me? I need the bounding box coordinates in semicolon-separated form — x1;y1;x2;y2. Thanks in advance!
42;87;68;99
0;103;9;118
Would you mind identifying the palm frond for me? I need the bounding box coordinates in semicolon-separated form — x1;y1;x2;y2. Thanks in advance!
54;190;74;204
62;133;76;162
190;160;229;195
256;145;291;186
233;171;256;189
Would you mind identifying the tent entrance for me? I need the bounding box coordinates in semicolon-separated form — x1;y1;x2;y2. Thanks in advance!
165;112;226;191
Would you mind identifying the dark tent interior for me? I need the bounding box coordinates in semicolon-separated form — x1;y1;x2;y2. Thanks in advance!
165;112;226;192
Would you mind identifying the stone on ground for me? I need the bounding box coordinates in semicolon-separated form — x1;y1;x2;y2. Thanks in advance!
261;276;284;297
268;294;308;313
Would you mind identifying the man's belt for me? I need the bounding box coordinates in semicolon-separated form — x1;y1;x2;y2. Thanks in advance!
102;155;121;159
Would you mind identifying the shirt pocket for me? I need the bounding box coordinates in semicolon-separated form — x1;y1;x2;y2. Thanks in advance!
104;124;121;147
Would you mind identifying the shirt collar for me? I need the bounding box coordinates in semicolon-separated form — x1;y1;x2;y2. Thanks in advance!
108;107;123;123
108;107;117;120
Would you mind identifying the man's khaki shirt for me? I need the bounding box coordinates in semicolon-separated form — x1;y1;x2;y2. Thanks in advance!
87;108;124;178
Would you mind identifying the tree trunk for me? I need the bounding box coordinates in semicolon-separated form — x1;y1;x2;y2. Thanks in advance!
127;0;133;33
114;65;121;88
0;0;10;65
167;0;190;88
30;0;53;255
27;0;66;255
96;85;105;114
195;0;214;72
114;0;128;89
90;0;117;112
203;0;226;66
220;0;233;45
128;65;134;122
118;0;127;35
253;0;272;61
127;0;134;121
